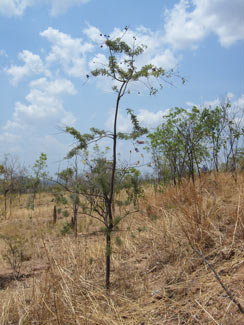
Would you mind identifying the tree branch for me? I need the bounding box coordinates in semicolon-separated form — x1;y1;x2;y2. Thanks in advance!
193;246;244;314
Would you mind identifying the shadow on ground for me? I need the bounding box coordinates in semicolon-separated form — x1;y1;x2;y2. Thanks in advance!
0;273;32;290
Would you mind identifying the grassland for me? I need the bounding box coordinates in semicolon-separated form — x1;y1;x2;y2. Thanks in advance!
0;172;243;324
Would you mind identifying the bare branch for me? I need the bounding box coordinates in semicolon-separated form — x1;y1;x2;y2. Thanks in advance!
193;246;244;314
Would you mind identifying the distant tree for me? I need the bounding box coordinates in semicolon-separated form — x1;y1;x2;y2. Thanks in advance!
0;154;21;218
64;28;183;289
29;153;48;210
148;107;208;184
54;155;82;238
148;110;186;185
148;101;244;184
201;101;244;175
200;105;227;172
222;105;244;175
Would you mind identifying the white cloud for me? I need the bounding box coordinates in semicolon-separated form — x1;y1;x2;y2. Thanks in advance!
5;27;94;84
86;25;179;71
0;0;30;16
0;0;90;17
29;77;76;95
186;93;234;108
187;93;244;126
4;24;180;92
233;94;244;110
5;50;49;85
164;0;244;49
4;77;76;133
83;25;105;44
88;53;108;70
202;92;235;108
47;0;90;16
40;27;93;77
202;97;221;108
150;49;178;70
0;132;23;155
0;77;77;166
105;108;167;133
137;109;165;128
229;94;244;123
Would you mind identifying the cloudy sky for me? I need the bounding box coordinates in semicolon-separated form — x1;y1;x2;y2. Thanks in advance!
0;0;243;171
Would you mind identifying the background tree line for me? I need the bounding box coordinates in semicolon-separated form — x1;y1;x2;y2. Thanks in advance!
147;102;244;185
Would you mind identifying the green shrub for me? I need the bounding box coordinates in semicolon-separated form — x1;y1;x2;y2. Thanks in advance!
60;222;73;235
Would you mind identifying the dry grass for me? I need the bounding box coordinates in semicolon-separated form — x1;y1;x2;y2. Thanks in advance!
0;172;243;324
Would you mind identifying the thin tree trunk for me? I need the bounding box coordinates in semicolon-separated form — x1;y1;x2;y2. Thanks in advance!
74;204;78;238
53;205;57;224
214;150;219;173
9;192;12;218
105;81;127;289
105;230;111;290
4;190;7;219
190;149;195;184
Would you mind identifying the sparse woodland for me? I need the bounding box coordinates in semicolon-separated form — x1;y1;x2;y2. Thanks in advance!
0;30;244;324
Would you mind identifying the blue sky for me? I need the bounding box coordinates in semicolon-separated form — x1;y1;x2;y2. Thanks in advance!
0;0;243;172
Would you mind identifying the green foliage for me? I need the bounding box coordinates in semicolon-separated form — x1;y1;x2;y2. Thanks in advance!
33;153;47;178
29;153;48;209
65;128;108;159
60;222;73;235
115;236;122;246
70;193;80;206
89;157;112;196
53;156;87;237
148;106;211;183
57;168;74;184
113;216;122;227
118;109;148;140
55;194;68;206
64;29;182;289
62;210;69;218
90;35;172;91
200;105;228;171
122;167;144;207
148;102;244;183
89;257;94;265
99;226;107;234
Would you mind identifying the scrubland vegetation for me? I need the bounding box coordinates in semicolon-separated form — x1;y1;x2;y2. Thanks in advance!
0;30;243;324
0;171;243;324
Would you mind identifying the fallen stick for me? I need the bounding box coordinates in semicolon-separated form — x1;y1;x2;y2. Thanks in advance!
193;246;244;314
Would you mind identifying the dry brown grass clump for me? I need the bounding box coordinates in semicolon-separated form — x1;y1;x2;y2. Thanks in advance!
0;172;243;324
